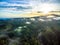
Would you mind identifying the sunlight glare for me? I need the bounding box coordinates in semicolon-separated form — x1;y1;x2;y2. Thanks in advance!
32;3;54;14
40;3;53;14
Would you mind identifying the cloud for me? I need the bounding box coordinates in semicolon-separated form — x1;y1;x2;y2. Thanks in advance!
0;0;60;18
0;0;30;4
0;1;30;6
0;1;32;12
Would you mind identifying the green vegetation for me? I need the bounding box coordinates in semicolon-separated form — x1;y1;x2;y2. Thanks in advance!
0;16;60;45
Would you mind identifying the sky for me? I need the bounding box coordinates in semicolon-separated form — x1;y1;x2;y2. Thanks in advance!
0;0;60;18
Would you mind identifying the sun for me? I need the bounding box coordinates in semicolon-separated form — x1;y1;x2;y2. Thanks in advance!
32;3;54;14
40;3;53;14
